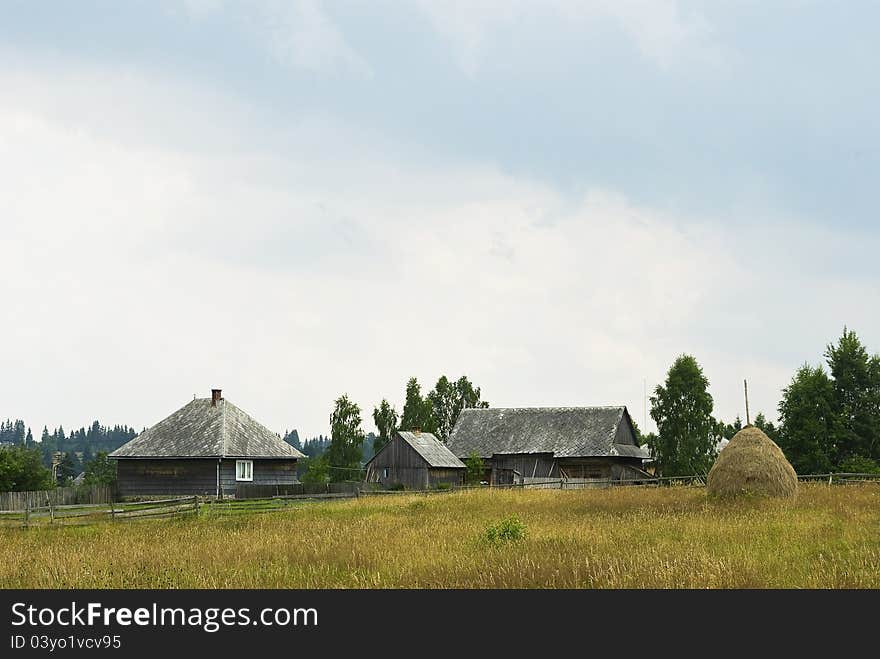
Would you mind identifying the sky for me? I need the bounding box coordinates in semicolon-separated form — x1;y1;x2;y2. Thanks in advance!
1;1;878;440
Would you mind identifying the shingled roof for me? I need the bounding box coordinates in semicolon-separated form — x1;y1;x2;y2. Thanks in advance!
446;406;650;460
109;395;304;459
395;431;465;469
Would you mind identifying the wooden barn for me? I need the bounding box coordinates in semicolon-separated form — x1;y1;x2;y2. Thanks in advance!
446;406;650;485
110;389;304;498
365;430;465;489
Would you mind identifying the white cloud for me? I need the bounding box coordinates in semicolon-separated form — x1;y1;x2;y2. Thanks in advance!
1;59;878;442
178;0;372;77
416;0;717;75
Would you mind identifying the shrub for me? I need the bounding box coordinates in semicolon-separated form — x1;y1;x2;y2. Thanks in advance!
465;451;485;485
484;515;527;546
838;456;880;475
388;482;406;491
433;482;452;490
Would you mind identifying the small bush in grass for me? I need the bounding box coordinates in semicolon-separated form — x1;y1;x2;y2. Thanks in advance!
388;482;406;491
484;515;527;546
433;482;452;491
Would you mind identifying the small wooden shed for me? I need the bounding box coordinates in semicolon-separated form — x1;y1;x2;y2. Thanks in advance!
365;430;465;489
110;389;304;498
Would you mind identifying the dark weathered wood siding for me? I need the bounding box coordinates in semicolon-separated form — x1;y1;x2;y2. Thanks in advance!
367;436;463;489
487;454;644;484
614;410;639;446
489;453;557;485
116;458;298;497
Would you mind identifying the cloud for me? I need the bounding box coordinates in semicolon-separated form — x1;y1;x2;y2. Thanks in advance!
178;0;372;77
2;57;878;442
415;0;716;75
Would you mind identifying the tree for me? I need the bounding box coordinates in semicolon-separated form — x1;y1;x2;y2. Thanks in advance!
428;376;457;442
83;451;117;486
326;394;365;482
464;451;485;485
717;416;743;440
777;364;837;474
400;377;436;434
825;327;880;462
57;452;78;485
753;412;780;443
300;456;329;484
0;446;54;491
649;354;716;476
372;399;398;455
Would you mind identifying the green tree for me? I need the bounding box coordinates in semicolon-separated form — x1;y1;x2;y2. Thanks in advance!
428;376;457;441
400;377;436;433
372;399;398;455
83;452;117;486
649;354;716;476
326;394;365;482
777;364;836;474
825;327;880;462
427;375;490;442
300;456;329;484
57;452;78;486
753;412;780;443
464;450;485;485
0;446;54;491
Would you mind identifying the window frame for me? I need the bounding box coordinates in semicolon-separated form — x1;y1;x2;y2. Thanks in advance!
235;459;253;482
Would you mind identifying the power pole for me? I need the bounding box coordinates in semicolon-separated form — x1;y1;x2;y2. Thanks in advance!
744;379;750;426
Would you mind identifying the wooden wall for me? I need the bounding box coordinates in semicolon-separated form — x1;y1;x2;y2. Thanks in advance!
366;436;463;489
0;485;114;511
488;453;557;485
116;458;298;498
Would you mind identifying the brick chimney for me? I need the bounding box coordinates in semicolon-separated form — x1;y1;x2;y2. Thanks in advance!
412;427;421;435
211;389;222;406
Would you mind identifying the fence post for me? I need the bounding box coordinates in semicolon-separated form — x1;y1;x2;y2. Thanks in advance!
111;504;116;521
828;473;833;486
194;496;200;516
23;503;29;528
47;494;54;524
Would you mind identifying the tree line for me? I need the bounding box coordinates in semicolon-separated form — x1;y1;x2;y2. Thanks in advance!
302;374;488;483
647;327;880;476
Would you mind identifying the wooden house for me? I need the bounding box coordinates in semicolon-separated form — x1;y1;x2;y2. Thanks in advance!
110;389;304;498
446;406;650;485
365;430;465;489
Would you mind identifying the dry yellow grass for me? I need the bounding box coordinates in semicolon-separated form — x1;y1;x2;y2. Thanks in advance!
1;484;879;588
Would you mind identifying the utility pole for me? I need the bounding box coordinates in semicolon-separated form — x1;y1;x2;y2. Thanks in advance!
744;379;750;426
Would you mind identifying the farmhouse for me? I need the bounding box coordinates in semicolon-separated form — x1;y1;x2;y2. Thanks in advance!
110;389;304;498
446;406;650;485
365;430;465;489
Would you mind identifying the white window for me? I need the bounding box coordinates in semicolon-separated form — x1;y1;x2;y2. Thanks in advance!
236;460;253;482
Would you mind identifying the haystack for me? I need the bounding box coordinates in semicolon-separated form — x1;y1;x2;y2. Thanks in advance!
707;425;797;498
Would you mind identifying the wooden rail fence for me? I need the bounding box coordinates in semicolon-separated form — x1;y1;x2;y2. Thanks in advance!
0;496;199;527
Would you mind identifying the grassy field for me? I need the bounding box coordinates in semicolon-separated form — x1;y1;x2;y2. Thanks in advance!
1;483;878;588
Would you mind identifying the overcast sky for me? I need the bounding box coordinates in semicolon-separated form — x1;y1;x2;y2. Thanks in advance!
2;1;878;440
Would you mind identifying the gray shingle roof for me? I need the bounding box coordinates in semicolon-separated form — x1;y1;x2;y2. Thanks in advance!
447;406;650;459
109;398;305;459
396;431;466;468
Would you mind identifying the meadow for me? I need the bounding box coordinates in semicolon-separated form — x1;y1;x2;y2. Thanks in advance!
1;483;879;588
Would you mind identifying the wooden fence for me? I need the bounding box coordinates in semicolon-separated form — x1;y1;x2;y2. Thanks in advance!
0;496;199;527
0;484;114;511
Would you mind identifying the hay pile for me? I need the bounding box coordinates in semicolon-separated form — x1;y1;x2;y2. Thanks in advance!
707;425;798;498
